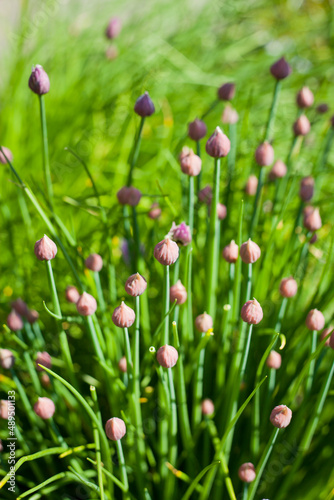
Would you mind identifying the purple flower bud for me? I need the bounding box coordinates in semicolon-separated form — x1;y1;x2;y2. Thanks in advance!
241;299;263;324
154;238;179;266
188;119;207;141
105;17;122;39
169;222;192;246
296;87;314;108
11;298;29;317
245;175;258;196
270;57;292;80
66;286;80;304
316;103;329;114
202;399;215;416
76;292;97;316
222;105;239;125
134;92;155;117
238;463;256;483
170;280;187;305
305;309;325;331
112;302;135;328
255;142;274;167
217;82;236;101
195;312;213;333
205;127;231;158
7;310;23;331
125;273;147;297
270;405;292;428
293;115;310;136
148;202;161;219
36;352;52;371
85;253;103;272
28;65;50;95
34;235;57;261
27;309;39;324
299;176;314;202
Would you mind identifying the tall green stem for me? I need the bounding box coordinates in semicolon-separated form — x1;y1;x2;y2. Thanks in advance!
115;439;130;499
232;201;244;324
39;95;53;208
90;386;105;500
163;266;170;344
305;330;317;394
165;367;178;499
187;175;194;342
127;117;145;186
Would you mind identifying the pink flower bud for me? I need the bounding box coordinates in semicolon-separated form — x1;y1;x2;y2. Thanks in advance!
66;285;80;303
36;351;52;371
85;253;103;272
222;240;239;263
316;103;329;114
117;186;142;206
222;105;239;125
134;92;155;117
299;176;314;202
169;221;192;246
321;326;334;347
266;350;281;369
112;301;135;328
125;273;147;297
216;203;227;220
154;238;179;266
41;373;51;387
305;309;325;331
255;142;274;167
293;115;310;136
0;400;10;419
279;277;298;298
28;65;50;95
238;463;256;483
269;160;287;181
76;292;97;316
245;175;258;196
217;82;236;101
0;349;15;370
156;345;178;368
34;235;57;261
148;202;161;219
241;299;263;324
201;398;215;416
105;17;121;39
303;207;321;232
195;312;213;332
188;119;207;141
0;146;13;164
170;280;187;305
11;298;29;317
240;239;261;264
27;309;39;325
105;417;126;440
270;405;292;428
198;185;212;204
205;127;231;158
118;356;127;372
179;147;202;176
270;57;292;80
296;87;314;108
34;397;55;419
7;310;23;331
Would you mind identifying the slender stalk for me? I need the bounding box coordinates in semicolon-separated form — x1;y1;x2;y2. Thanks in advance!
196;141;202;192
123;327;133;389
232;200;244;324
90;386;105;500
39;95;53;207
247;428;280;500
225;122;237;208
165;367;178;499
127;117;145;186
192;332;206;430
249;167;265;237
275;297;288;332
115;440;130;499
187;175;194;342
216;304;232;394
242;483;248;500
206;158;221;318
239;323;253;381
94;272;106;312
163;266;170;344
86;315;106;363
245;263;252;303
305;330;317;394
132;206;140;273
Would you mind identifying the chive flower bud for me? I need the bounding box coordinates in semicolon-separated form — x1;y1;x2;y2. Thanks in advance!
241;298;263;324
279;277;298;298
125;273;147;297
238;463;256;483
34;235;57;261
240;239;261;264
156;345;178;368
112;301;135;328
305;309;325;331
270;405;292;428
134;92;155;117
217;82;236;101
270;57;292;80
154;237;179;266
205;126;231;158
195;312;213;333
170;280;187;305
85;253;103;272
34;397;55;419
28;65;50;95
222;240;239;263
105;417;126;440
76;292;97;316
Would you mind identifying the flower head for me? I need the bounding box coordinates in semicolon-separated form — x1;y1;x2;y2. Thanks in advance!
270;57;292;80
195;312;213;333
241;298;263;325
34;397;55;419
134;92;155;117
245;175;258;196
170;280;187;305
240;239;261;264
217;82;236;101
169;221;192;246
105;417;126;440
0;146;13;165
105;17;122;39
34;235;57;261
188;119;207;141
28;65;50;95
279;277;298;298
154;238;179;265
205;127;231;158
179;147;202;176
238;463;256;483
125;273;147;297
85;254;103;272
36;352;52;371
222;240;239;263
0;349;15;370
156;345;178;368
266;350;282;370
112;302;135;328
305;309;325;331
76;292;97;316
296;87;314;108
270;405;292;428
255;142;274;167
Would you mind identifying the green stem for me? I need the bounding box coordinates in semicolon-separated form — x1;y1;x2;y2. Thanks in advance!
232;201;244;324
249;167;265;237
305;330;317;394
240;323;253;381
39;95;53;208
163;266;170;344
264;80;282;142
192;332;206;430
90;386;105;500
275;297;288;332
245;263;252;303
196;141;202;192
94;272;106;312
127;117;145;186
123;327;133;389
187;175;194;342
86;315;106;363
165;367;178;499
115;439;129;499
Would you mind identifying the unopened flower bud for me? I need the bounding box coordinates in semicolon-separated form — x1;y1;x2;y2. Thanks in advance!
118;356;127;373
316;103;329;114
105;17;121;39
28;65;50;95
240;239;261;264
117;186;142;206
148;202;161;219
245;175;258;196
222;240;239;263
195;312;213;332
238;463;256;483
0;400;10;419
296;87;314;108
270;405;292;428
156;345;178;368
7;310;23;331
0;349;15;370
170;280;187;305
11;298;28;317
303;207;321;232
201;398;215;416
222;104;239;124
205;127;231;158
269;160;287;181
179;147;202;176
305;309;325;331
270;57;291;80
293;115;310;136
279;277;298;298
241;298;263;324
154;238;179;265
134;92;155;117
27;309;39;324
34;235;57;261
34;397;55;419
321;327;333;347
105;417;126;440
125;273;147;297
169;221;192;246
255;142;274;167
217;82;236;101
36;352;52;371
0;146;13;164
41;373;51;387
188;119;207;141
66;286;80;303
217;203;227;220
85;253;103;272
76;292;97;316
299;176;314;202
198;185;212;204
112;301;135;328
266;350;281;369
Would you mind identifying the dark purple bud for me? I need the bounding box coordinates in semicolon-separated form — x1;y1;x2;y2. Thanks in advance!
105;17;121;40
205;127;231;158
28;65;50;95
270;57;292;80
217;82;235;101
134;92;155;117
188;119;207;141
